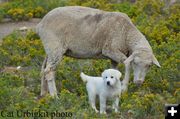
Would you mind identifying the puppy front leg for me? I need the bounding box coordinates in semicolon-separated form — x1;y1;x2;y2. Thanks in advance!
91;102;99;113
113;97;119;113
100;96;106;114
89;94;99;113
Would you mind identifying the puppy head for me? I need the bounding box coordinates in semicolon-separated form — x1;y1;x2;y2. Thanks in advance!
101;69;122;86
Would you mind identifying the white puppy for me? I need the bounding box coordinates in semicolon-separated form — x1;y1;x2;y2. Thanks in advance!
80;69;122;114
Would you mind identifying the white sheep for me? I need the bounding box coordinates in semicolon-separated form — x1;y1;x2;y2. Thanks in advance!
36;6;160;97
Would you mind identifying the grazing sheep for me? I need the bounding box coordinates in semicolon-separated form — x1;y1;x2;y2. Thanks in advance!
36;6;160;97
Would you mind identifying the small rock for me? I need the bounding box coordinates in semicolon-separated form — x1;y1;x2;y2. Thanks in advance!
16;66;21;70
19;26;28;31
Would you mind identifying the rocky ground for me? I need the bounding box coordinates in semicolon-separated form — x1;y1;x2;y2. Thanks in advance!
0;18;41;43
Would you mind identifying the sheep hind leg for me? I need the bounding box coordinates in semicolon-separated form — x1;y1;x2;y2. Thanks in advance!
43;52;64;97
40;56;48;96
39;30;67;97
45;56;63;97
45;67;57;97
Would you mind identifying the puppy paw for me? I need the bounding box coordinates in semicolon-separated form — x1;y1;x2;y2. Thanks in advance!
95;110;99;113
100;111;107;114
115;109;119;113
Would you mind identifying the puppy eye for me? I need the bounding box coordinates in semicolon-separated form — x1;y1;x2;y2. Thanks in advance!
111;76;113;78
105;76;107;79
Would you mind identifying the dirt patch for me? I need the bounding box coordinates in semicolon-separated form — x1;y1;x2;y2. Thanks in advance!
0;18;41;43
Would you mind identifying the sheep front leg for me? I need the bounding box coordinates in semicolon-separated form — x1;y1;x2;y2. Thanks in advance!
122;63;130;92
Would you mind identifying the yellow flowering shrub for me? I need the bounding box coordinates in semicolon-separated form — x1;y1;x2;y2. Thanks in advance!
0;0;67;21
7;8;25;21
7;7;46;21
68;0;112;11
32;6;47;18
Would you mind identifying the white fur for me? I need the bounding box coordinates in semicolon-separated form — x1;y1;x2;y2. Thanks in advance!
80;69;123;114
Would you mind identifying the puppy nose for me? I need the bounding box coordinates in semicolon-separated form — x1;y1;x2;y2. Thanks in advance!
107;81;110;85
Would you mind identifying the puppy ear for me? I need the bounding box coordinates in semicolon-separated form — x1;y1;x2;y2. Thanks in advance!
115;71;122;80
101;70;106;79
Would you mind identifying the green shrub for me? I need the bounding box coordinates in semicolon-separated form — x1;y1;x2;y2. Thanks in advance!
0;30;45;67
0;0;68;21
7;6;47;21
166;4;180;33
68;0;113;11
113;2;138;18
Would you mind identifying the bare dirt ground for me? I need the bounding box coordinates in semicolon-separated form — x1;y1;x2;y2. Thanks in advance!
0;18;41;43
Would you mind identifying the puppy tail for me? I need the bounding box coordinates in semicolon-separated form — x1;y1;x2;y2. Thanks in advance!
80;72;89;83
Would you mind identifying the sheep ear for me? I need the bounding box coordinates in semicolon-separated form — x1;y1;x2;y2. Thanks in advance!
152;55;161;67
124;54;134;65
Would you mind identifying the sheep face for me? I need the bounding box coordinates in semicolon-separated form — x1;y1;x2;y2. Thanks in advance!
124;51;160;86
132;56;152;85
